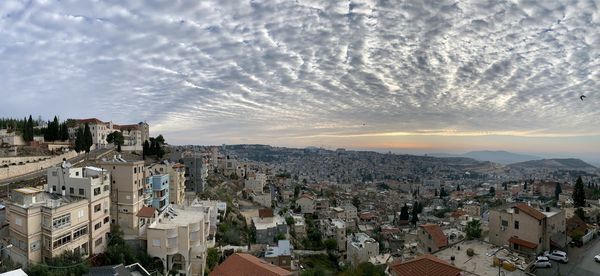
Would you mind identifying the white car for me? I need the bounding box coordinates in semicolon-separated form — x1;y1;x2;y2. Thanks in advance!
544;250;568;263
594;254;600;262
534;256;552;268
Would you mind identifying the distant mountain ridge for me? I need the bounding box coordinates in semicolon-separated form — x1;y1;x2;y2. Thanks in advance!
429;150;540;164
508;158;597;171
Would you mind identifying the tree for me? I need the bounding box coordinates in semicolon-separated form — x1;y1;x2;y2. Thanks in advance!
410;203;419;225
294;186;300;198
439;187;448;198
74;126;85;153
456;184;461;191
26;250;89;276
60;122;69;141
466;219;482;239
575;207;586;220
106;131;124;152
524;181;528;191
352;196;360;209
324;238;338;252
555;182;562;200
489;186;495;196
83;123;92;152
23;115;34;142
399;204;409;221
142;140;150;160
573;176;586;208
206;248;220;273
285;216;295;226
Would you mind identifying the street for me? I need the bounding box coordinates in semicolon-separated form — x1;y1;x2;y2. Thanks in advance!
536;238;600;276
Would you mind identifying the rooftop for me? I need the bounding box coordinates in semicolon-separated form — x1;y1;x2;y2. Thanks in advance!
149;206;205;229
419;224;448;248
389;254;461;276
349;232;376;248
210;253;293;276
252;215;285;230
265;240;292;258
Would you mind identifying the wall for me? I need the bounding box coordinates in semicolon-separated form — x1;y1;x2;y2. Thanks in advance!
0;151;79;181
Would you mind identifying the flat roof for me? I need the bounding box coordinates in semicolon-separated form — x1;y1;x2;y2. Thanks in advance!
14;187;43;195
150;206;205;229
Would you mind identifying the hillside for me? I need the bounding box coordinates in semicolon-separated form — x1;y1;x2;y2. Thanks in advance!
462;151;540;164
508;158;597;172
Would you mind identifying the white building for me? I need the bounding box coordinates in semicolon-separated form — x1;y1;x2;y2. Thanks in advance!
347;233;379;266
147;206;209;276
245;172;266;193
321;219;347;252
297;194;315;214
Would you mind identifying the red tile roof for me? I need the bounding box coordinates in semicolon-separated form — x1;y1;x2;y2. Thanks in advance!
509;236;538;249
513;203;546;221
136;206;156;218
389;254;462;276
359;211;377;220
210;253;293;276
419;224;448;248
74;118;105;124
114;124;141;131
258;208;274;218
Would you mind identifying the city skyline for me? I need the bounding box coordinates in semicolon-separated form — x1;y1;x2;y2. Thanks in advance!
2;0;600;158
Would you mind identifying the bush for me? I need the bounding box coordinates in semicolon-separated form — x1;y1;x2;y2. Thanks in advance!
466;248;475;257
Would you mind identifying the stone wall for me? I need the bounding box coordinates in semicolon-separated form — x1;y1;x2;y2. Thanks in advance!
0;151;79;181
0;156;50;166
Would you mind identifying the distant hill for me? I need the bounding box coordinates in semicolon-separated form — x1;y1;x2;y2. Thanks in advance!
462;151;540;165
508;158;597;172
429;150;540;165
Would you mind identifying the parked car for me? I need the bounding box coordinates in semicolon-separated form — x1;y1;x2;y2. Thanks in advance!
594;254;600;262
534;256;552;268
544;250;568;263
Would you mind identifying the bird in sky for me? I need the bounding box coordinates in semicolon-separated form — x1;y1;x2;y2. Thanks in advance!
580;95;586;101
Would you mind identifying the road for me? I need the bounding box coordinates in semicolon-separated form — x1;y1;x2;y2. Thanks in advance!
536;237;600;276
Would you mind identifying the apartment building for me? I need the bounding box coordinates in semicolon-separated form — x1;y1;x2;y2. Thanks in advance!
148;162;186;205
245;172;266;193
265;240;293;270
320;219;347;252
296;194;315;214
7;188;91;268
252;209;288;244
182;155;208;192
291;214;306;239
147;206;209;276
147;174;169;212
418;224;448;253
46;166;111;255
489;203;566;254
346;232;379;266
99;158;147;239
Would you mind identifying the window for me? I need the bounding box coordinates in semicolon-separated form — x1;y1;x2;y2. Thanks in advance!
75;171;79;176
52;185;57;192
103;185;109;191
15;217;22;226
514;221;519;229
73;226;88;240
94;204;101;212
95;237;103;246
69;187;74;194
52;171;57;176
79;188;85;196
94;187;101;196
95;222;102;230
501;220;508;227
152;239;161;247
78;209;85;218
104;216;109;224
53;233;71;249
539;238;542;243
514;208;519;214
53;214;71;229
134;168;137;174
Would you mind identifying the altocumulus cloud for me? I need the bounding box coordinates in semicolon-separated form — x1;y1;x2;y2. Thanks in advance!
1;0;600;145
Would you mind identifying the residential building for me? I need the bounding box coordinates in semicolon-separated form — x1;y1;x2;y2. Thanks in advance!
99;159;147;239
252;209;288;244
183;155;208;192
148;162;186;205
245;172;266;193
389;254;462;276
84;263;152;276
342;204;358;222
291;214;306;239
296;194;315;214
489;203;566;254
46;165;111;255
147;174;169;212
147;206;208;276
418;224;448;253
7;188;91;268
265;240;293;270
346;233;378;266
320;219;347;252
113;122;150;151
210;253;293;276
252;192;272;208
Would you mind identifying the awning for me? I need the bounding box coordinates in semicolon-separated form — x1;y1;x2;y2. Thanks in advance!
509;236;538;249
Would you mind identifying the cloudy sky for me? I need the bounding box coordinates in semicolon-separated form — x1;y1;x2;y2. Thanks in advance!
1;0;600;159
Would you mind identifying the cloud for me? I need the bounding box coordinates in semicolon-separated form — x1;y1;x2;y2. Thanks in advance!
1;0;600;149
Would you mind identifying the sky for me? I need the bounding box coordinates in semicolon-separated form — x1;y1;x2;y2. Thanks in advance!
1;0;600;160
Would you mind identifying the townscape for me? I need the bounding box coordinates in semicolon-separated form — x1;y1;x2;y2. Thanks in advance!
0;117;599;276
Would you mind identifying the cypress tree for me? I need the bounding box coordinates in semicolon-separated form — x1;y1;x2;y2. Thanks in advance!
573;176;586;208
83;123;93;152
400;204;409;221
555;182;562;200
75;126;85;152
410;203;419;225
